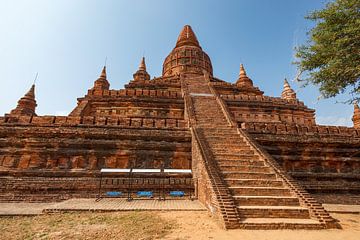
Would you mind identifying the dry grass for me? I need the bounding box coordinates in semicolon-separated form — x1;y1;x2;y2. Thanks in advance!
1;211;360;240
0;212;176;240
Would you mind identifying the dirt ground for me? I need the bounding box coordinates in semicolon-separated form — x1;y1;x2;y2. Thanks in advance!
0;212;175;240
160;212;360;240
0;211;359;240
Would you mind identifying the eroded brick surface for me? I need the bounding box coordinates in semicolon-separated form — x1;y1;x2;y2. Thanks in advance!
0;25;357;230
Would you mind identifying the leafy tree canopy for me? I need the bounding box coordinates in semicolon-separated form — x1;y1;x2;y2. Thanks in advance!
295;0;360;102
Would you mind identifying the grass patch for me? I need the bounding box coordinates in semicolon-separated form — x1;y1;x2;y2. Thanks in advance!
0;212;176;240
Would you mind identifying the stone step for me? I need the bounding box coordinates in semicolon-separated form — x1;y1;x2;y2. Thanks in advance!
206;137;244;142
202;127;238;131
222;172;277;180
202;129;238;134
212;149;255;155
237;206;310;219
206;132;239;136
215;154;258;159
217;160;264;166
229;186;292;196
193;110;223;114
239;218;322;230
210;148;253;153
208;141;248;145
219;166;272;173
195;122;226;125
233;196;300;206
207;142;246;147
195;116;226;120
196;123;228;127
225;179;284;187
209;145;251;150
196;123;227;126
194;112;225;116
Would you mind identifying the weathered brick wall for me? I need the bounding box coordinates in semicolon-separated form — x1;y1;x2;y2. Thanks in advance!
1;115;187;128
70;75;184;119
0;120;191;170
222;94;316;126
241;122;360;195
87;88;182;98
0;173;193;202
71;96;184;119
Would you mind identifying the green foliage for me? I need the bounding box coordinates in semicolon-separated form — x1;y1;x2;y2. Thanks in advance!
295;0;360;102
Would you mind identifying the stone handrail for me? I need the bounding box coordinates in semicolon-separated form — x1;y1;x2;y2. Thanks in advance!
180;77;197;127
191;127;240;229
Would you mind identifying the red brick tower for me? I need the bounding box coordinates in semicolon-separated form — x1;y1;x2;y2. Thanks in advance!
235;64;263;95
93;66;110;94
7;84;37;116
133;57;150;81
162;25;213;77
236;64;254;88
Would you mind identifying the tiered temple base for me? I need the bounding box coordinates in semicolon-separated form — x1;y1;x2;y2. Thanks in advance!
1;25;356;230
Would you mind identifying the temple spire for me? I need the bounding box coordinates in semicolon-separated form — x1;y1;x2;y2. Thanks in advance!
352;101;360;128
281;78;297;100
162;25;212;76
236;64;254;88
93;66;110;92
175;25;200;48
99;66;107;79
133;57;150;81
239;64;247;77
25;84;35;99
7;84;37;116
139;57;146;71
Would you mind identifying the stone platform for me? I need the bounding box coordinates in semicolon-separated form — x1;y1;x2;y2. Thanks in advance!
322;204;360;214
0;199;206;216
44;198;206;212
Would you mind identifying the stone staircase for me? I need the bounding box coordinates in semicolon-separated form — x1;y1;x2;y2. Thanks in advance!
183;75;336;229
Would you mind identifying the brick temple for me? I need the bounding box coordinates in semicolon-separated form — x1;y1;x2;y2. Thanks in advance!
1;25;359;229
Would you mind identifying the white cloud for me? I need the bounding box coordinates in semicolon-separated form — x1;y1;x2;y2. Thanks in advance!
316;116;352;127
38;110;70;116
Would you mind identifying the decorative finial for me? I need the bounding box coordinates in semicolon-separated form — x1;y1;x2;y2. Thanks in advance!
175;25;200;48
236;63;254;88
7;84;37;116
139;57;146;71
281;78;297;100
133;56;150;81
25;84;35;99
239;64;247;77
99;66;107;79
33;72;38;85
92;66;109;92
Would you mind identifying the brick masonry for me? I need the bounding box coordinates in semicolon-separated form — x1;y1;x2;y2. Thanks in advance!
0;25;357;230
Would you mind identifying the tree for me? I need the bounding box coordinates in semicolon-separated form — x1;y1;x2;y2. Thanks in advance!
295;0;360;102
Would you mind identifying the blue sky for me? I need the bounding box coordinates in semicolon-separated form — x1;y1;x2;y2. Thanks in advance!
0;0;353;126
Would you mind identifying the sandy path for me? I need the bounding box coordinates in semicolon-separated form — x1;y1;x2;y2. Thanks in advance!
160;212;360;240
